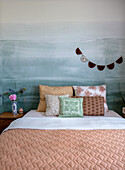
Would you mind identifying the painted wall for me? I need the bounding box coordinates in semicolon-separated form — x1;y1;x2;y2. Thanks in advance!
0;0;125;114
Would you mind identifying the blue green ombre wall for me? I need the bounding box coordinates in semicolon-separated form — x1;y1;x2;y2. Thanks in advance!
0;0;125;115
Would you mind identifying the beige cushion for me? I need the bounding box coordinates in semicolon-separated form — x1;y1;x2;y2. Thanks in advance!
45;94;69;116
37;85;73;112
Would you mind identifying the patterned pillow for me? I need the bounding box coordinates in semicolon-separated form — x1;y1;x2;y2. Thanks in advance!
37;85;73;112
59;97;83;117
45;94;69;116
72;96;104;116
73;85;108;113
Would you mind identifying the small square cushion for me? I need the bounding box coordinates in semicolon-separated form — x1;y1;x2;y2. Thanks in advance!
37;85;73;112
45;94;69;116
73;85;108;113
72;96;104;116
59;97;83;117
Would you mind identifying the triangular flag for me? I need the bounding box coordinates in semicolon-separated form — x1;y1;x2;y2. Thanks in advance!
76;48;82;55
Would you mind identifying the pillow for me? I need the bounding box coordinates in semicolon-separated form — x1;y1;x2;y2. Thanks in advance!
72;96;104;116
45;94;69;116
73;85;108;113
59;97;83;117
37;85;73;112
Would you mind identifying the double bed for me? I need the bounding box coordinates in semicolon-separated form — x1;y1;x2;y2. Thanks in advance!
0;110;125;169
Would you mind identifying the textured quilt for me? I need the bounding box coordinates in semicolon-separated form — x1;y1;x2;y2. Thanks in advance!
0;129;125;170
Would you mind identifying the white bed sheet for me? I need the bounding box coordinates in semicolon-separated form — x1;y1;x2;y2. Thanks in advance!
3;110;123;132
24;110;121;118
4;116;125;132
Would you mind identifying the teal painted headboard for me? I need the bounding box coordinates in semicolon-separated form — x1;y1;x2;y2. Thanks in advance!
0;22;125;115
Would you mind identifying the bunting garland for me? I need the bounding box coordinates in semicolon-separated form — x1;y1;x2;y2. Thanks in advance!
75;48;123;71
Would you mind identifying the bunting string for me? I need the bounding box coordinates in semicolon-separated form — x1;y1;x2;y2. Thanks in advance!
75;48;123;71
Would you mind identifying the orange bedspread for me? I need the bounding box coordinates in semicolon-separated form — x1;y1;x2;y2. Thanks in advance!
0;129;125;169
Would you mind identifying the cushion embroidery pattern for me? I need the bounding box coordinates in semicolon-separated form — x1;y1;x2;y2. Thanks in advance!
59;98;83;117
45;94;69;116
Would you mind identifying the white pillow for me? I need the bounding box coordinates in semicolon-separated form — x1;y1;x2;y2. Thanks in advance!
45;94;69;116
73;84;108;113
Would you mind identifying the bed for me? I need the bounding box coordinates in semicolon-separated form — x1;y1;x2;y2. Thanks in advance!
0;110;125;170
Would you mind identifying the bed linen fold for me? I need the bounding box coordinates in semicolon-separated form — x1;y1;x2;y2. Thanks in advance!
4;117;125;132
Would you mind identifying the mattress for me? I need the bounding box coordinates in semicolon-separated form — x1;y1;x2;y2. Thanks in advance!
0;110;125;170
24;109;121;118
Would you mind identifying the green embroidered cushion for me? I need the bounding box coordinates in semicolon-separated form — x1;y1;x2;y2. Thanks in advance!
59;97;83;117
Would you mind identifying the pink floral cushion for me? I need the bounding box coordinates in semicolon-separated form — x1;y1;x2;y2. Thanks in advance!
73;85;108;113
